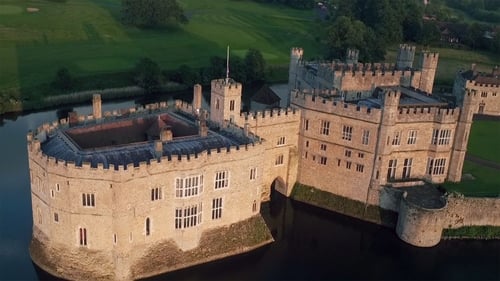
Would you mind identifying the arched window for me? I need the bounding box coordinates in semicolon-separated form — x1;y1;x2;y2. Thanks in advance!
146;218;150;236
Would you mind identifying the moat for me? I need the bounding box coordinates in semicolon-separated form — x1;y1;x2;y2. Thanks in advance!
1;98;499;280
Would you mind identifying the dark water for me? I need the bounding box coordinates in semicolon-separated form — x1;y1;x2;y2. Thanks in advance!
0;99;499;281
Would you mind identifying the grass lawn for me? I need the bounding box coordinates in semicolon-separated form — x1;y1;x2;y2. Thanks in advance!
444;161;500;197
467;120;500;163
385;45;499;86
0;0;320;102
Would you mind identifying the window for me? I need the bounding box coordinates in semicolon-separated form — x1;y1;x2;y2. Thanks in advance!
176;175;204;197
50;189;55;198
54;212;59;223
216;99;220;110
252;200;257;212
319;156;327;165
302;118;309;131
402;158;412;179
214;171;229;189
212;198;223;220
337;159;341;166
346;161;352;169
144;218;151;236
320;144;327;151
250;167;257;180
481;91;487;97
82;193;95;207
387;159;397;180
151;187;162;201
175;203;203;229
362;129;370;145
392;131;401;146
342;125;353;141
79;227;87;246
344;150;352;157
358;153;364;158
320;120;330;136
356;164;364;173
230;100;235;111
56;183;60;192
439;130;451;145
305;140;309;147
277;136;286;146
428;158;446;175
407;130;417;145
432;129;452;145
275;154;284;166
113;234;117;245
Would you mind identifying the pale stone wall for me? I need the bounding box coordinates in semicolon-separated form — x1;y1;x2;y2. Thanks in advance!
444;197;500;228
29;122;268;280
395;192;446;247
464;80;500;116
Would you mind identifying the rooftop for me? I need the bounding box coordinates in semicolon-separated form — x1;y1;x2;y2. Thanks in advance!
357;86;448;109
39;111;258;169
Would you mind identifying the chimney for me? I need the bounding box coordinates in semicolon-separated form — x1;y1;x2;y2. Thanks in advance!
199;118;208;137
93;94;102;119
160;126;173;142
154;140;163;158
193;84;202;115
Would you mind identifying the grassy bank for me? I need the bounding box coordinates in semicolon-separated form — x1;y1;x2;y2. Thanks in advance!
0;0;320;110
443;226;500;239
444;161;500;197
290;183;397;227
467;120;500;163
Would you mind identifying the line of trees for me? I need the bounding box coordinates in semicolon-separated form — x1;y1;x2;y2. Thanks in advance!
252;0;315;9
121;0;187;28
132;49;267;94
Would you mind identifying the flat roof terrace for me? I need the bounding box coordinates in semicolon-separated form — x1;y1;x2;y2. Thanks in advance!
40;112;257;169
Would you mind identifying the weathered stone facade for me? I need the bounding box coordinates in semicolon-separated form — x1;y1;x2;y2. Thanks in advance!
452;65;500;116
28;45;498;280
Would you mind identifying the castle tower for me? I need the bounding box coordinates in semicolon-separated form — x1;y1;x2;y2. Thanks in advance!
345;48;359;65
418;51;439;94
447;90;476;182
193;84;202;115
288;47;303;106
209;78;242;126
92;94;102;119
371;89;400;187
396;44;416;70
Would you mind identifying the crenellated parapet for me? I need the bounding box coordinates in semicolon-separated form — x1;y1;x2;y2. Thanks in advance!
465;79;500;89
396;106;460;123
237;107;300;127
291;89;382;123
28;135;264;178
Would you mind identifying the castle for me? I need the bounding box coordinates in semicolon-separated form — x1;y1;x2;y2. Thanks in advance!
452;64;500;116
28;45;500;281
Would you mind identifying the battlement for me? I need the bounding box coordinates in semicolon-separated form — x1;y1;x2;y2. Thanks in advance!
291;47;304;59
28;133;264;175
396;106;460;123
399;44;416;52
422;52;439;58
291;89;382;123
237;107;300;127
465;79;500;88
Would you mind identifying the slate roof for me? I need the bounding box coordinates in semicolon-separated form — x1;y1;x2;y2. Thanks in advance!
40;112;255;169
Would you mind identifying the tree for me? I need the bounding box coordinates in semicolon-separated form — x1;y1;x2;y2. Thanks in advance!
121;0;187;28
325;16;367;59
133;58;161;94
244;49;266;84
52;67;74;90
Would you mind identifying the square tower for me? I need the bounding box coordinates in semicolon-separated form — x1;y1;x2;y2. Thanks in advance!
210;78;242;125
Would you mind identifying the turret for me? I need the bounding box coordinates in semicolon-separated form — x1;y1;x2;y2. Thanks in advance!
345;48;359;65
209;78;242;126
447;90;476;182
419;51;439;94
288;47;304;106
396;44;416;70
192;84;202;115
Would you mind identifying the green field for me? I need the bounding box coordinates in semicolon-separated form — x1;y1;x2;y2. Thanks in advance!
444;120;500;197
385;45;500;86
467;120;500;163
0;0;320;102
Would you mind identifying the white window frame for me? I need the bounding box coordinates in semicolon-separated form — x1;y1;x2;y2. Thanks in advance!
275;154;284;166
402;158;412;179
151;187;162;201
212;197;223;220
320;120;330;136
175;203;203;229
342;125;353;141
214;171;229;190
82;193;95;207
407;130;417;145
362;129;370;145
176;175;204;198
